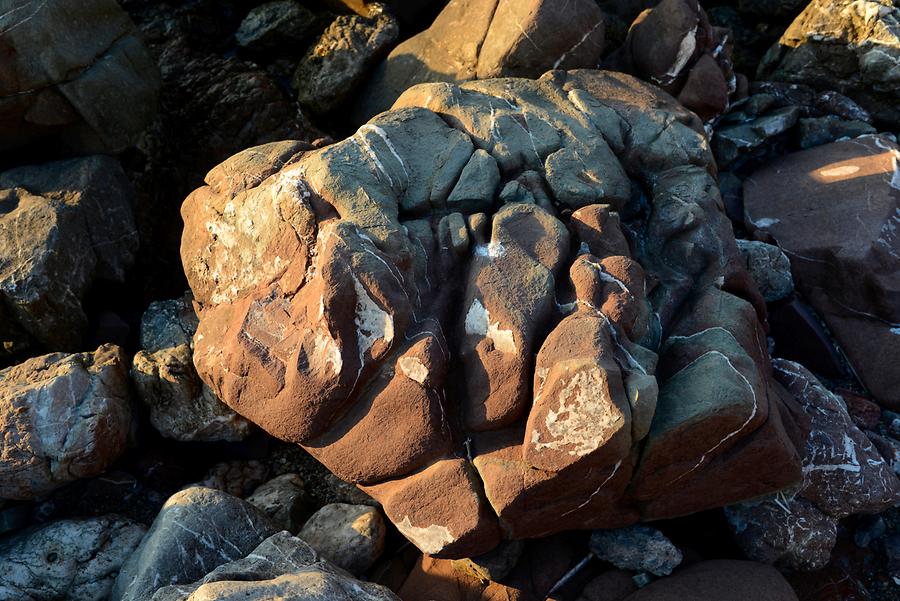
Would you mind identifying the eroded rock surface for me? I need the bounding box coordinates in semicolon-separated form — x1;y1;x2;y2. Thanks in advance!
182;69;805;558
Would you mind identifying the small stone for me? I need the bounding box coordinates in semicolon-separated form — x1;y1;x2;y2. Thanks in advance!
298;503;386;575
199;460;271;498
246;473;308;533
839;389;881;431
736;240;794;303
589;525;682;577
795;117;876;149
236;1;318;54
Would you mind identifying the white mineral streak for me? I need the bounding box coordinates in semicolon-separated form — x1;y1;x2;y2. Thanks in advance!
351;274;394;357
654;24;697;85
398;356;428;384
561;460;624;516
360;124;409;184
552;21;603;69
474;241;506;258
314;329;342;376
396;517;454;555
464;298;517;353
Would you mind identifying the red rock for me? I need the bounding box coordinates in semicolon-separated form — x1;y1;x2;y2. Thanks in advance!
839;389;881;431
621;560;799;601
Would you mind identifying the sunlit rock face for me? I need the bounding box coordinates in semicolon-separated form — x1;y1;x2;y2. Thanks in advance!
181;69;806;558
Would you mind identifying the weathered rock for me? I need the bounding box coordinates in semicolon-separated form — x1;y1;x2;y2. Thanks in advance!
0;516;146;601
795;116;876;150
620;560;799;601
151;531;399;601
589;526;682;576
298;503;386;575
295;9;399;115
0;345;132;501
713;104;799;170
236;0;318;55
246;473;308;533
758;0;900;128
131;296;252;442
0;0;159;154
0;156;139;354
182;70;804;558
199;460;270;498
352;0;606;122
744;136;900;408
736;240;794;303
112;487;277;601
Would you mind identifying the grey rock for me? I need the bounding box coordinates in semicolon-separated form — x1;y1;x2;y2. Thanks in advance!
295;9;399;115
446;149;501;214
0;156;139;352
0;516;146;601
151;531;399;601
298;503;386;575
713;106;799;170
736;240;794;303
795;116;877;150
236;1;318;54
131;296;252;442
589;525;683;576
112;487;277;601
0;345;133;500
246;473;308;533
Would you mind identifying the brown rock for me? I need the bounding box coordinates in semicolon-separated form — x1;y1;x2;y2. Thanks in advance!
621;560;799;601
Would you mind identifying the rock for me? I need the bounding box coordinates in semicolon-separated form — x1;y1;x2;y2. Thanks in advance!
198;460;270;498
744;136;900;408
840;390;881;431
151;531;399;601
112;487;277;601
620;560;799;601
298;503;386;575
795;116;876;150
0;516;146;601
131;296;252;442
352;0;606;122
736;240;794;303
294;9;399;115
589;525;683;576
0;345;133;500
451;539;524;582
246;473;308;532
713;104;799;170
181;70;804;558
235;0;319;55
767;298;848;380
0;0;159;155
577;570;638;601
758;0;900;128
0;156;139;353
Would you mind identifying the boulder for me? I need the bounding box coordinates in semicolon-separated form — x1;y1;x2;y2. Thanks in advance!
744;136;900;408
758;0;900;128
621;560;799;601
0;345;133;500
298;503;386;575
0;0;159;154
0;516;146;601
151;531;399;601
131;296;252;442
246;473;308;532
181;70;804;558
0;156;139;354
112;487;277;601
352;0;606;122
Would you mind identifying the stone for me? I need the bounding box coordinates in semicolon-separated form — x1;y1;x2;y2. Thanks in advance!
577;571;638;601
0;345;133;500
589;525;682;576
112;487;277;601
736;240;794;303
0;0;159;154
767;298;848;380
0;516;146;601
0;156;139;354
246;473;308;533
298;503;386;575
352;0;606;122
758;0;900;128
795;116;877;150
235;1;318;55
744;136;900;408
620;560;799;601
294;9;399;115
151;531;399;601
840;389;881;431
451;539;524;582
131;296;252;442
713;105;799;170
198;460;270;498
181;70;804;558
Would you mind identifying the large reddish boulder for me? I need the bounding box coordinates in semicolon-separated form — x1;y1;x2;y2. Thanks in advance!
182;70;805;558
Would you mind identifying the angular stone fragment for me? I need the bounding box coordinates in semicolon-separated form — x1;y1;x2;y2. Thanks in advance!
236;1;318;54
589;525;683;576
246;473;308;532
736;240;794;303
298;503;386;575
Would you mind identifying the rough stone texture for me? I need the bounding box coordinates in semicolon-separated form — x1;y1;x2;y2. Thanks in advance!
0;156;139;354
0;516;146;601
198;460;270;499
0;0;160;154
182;70;805;558
589;526;682;576
758;0;900;128
352;0;606;122
620;560;799;601
736;240;794;303
0;345;133;501
235;0;318;54
112;487;277;601
605;0;739;121
295;8;399;115
246;473;308;533
744;136;900;409
131;296;252;442
151;531;399;601
298;503;386;575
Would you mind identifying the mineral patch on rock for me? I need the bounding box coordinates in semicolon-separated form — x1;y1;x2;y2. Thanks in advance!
182;69;806;558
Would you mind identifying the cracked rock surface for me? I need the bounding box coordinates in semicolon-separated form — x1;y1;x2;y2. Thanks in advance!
182;69;809;559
